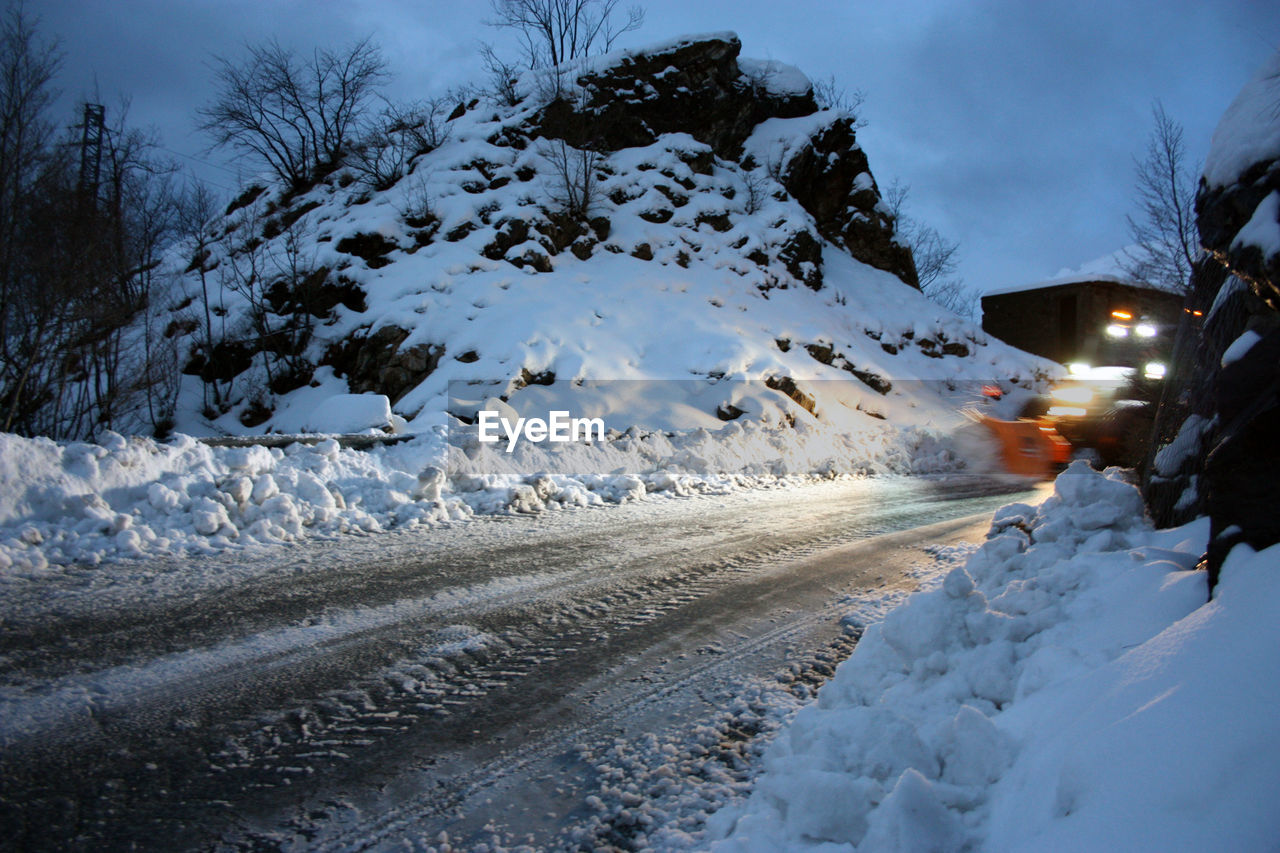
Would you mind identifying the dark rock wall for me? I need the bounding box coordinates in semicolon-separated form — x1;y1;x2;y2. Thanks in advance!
1145;155;1280;591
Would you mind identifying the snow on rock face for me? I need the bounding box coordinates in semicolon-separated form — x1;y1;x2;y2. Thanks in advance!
1147;50;1280;583
142;32;1046;439
1196;50;1280;303
708;464;1232;851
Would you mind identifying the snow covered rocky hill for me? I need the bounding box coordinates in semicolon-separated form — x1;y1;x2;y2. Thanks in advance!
0;33;1051;571
175;33;1041;437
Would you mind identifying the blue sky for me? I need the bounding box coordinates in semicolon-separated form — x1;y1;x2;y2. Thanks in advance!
34;0;1280;296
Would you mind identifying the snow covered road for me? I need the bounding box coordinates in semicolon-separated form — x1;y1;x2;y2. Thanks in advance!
0;475;1043;850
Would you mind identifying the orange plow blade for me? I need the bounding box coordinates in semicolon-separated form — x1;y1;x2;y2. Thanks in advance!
978;416;1071;479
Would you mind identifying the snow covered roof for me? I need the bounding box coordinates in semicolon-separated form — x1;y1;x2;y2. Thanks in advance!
982;272;1150;298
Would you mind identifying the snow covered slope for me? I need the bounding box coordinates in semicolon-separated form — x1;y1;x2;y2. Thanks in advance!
0;33;1057;572
163;32;1049;439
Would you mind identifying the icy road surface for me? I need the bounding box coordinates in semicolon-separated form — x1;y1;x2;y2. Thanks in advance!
0;476;1043;850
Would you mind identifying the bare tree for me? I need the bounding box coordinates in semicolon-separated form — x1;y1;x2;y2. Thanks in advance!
0;10;190;439
198;37;388;189
1122;102;1198;294
177;180;224;411
0;6;61;429
489;0;643;69
885;180;973;315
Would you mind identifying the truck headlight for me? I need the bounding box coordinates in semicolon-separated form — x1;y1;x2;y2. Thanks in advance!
1052;385;1094;405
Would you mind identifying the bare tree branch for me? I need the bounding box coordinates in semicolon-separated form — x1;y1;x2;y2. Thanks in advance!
488;0;644;69
1122;101;1199;294
198;37;388;189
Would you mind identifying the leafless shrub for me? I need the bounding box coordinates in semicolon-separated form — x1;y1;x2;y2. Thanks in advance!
489;0;644;69
480;42;523;106
542;137;599;219
350;97;452;190
812;75;868;128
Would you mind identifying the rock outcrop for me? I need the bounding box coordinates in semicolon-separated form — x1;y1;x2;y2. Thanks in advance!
1145;51;1280;590
532;33;916;285
533;34;816;159
779;116;918;287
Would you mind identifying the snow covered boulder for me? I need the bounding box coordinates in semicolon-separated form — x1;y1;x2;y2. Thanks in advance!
303;393;395;434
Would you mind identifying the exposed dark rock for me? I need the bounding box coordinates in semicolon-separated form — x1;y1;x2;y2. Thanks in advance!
531;34;816;159
445;222;478;242
323;325;444;403
514;368;556;390
765;375;818;418
165;317;198;338
225;184;267;216
263;200;322;239
268;365;314;395
1196;161;1280;308
717;403;746;420
803;341;893;394
696;212;733;232
631;243;653;261
239;398;273;428
510;248;553;272
781;117;918;287
639;208;674;224
335;232;398;268
777;229;824;290
186;340;254;383
482;218;532;261
266;269;367;318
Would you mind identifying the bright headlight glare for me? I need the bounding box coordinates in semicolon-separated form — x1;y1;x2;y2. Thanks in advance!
1052;385;1094;404
1145;362;1167;379
1135;323;1157;338
1105;324;1130;338
1048;405;1088;418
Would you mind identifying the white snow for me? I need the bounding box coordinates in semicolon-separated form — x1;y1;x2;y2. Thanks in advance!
1221;328;1262;367
0;32;1061;574
983;272;1140;298
1230;189;1280;257
705;462;1278;851
0;400;1023;574
1203;48;1280;189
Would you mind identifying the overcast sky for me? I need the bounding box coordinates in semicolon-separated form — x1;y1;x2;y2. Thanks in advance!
32;0;1280;296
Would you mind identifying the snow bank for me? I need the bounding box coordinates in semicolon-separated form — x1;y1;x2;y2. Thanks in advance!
0;413;988;575
707;462;1277;851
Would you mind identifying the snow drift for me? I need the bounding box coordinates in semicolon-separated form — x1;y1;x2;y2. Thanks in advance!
707;462;1279;851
